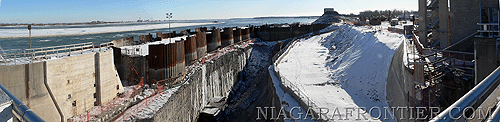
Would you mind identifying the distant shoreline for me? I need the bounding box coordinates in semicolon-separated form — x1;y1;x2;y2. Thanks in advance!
252;16;320;19
0;21;172;27
0;16;319;27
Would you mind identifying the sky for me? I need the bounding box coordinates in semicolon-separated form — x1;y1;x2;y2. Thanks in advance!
0;0;417;23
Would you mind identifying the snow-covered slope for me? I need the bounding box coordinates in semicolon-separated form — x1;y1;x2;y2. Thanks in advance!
276;24;403;121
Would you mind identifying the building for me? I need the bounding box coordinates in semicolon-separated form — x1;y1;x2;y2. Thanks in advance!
418;0;499;49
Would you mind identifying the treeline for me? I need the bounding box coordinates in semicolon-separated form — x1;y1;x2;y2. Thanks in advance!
359;9;418;21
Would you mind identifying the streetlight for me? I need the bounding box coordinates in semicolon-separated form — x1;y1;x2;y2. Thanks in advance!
28;24;32;59
166;13;172;42
165;12;172;80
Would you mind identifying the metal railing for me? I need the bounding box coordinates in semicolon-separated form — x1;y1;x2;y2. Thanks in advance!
431;66;500;122
0;83;45;122
269;26;338;120
0;42;113;65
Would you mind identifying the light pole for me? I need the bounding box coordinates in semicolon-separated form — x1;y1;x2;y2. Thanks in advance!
28;24;32;59
166;13;172;42
165;12;172;80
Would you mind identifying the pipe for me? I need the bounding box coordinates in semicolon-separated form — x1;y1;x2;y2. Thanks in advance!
487;102;500;122
0;83;44;122
431;66;500;122
43;62;64;122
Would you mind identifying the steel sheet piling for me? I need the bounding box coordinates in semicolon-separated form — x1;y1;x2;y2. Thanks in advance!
196;30;207;59
184;36;197;65
206;32;217;52
221;27;234;47
233;28;242;43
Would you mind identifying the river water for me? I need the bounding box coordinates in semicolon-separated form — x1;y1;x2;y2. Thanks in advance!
0;18;315;50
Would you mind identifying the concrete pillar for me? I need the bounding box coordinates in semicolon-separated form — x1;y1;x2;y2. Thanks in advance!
439;0;450;49
474;37;498;84
419;0;428;47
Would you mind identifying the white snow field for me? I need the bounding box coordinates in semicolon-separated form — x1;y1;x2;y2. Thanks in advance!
275;24;403;121
0;22;211;38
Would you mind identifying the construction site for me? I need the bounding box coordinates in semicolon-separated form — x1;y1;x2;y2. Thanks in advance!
2;0;500;121
0;16;331;121
384;0;500;121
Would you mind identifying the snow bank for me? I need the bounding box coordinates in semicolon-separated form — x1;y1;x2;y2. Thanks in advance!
276;24;403;121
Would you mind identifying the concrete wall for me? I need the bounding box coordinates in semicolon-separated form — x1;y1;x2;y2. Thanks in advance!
96;51;124;105
474;37;498;84
153;45;252;122
0;49;123;122
0;64;27;103
45;51;97;120
450;0;499;44
386;42;416;121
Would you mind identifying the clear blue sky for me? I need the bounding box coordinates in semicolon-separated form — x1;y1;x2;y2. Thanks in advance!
0;0;417;23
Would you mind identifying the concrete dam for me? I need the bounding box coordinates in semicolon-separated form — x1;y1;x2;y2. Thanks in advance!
0;22;330;121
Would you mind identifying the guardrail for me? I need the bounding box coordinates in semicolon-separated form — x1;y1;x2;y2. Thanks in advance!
270;26;337;120
0;42;113;64
0;83;45;122
412;31;424;55
431;66;500;122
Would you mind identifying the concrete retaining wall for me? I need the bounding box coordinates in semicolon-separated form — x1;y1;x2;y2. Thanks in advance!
0;49;123;122
153;45;252;122
386;42;415;121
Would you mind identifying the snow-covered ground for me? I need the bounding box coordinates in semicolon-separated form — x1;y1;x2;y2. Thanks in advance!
119;35;191;57
269;66;315;122
0;23;210;38
275;23;403;121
